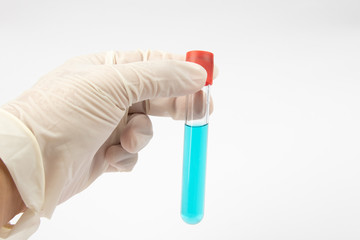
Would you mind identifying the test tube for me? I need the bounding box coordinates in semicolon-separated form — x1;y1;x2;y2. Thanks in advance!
181;50;214;224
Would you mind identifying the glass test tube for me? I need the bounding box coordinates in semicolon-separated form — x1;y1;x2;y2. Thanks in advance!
181;51;214;224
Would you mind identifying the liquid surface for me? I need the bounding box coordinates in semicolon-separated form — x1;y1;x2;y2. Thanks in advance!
181;124;208;224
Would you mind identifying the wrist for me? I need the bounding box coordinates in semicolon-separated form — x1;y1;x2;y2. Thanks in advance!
0;158;26;227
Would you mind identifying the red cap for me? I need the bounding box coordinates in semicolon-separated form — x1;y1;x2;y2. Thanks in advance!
186;50;214;86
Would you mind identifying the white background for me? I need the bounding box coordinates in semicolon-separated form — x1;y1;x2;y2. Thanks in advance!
1;0;360;239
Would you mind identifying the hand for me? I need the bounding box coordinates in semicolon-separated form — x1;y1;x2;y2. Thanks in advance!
1;50;209;216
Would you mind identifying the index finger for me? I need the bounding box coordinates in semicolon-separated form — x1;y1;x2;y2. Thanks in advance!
65;50;219;78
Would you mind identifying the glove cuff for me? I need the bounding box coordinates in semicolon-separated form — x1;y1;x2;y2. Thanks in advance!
0;109;44;239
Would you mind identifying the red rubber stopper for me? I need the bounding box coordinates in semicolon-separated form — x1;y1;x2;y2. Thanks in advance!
186;50;214;86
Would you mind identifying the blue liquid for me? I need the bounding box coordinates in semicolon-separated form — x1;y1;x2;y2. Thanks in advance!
181;124;208;224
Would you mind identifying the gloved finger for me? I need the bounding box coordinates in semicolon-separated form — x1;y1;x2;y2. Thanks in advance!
105;144;138;172
100;60;207;106
129;94;214;120
64;50;219;79
120;113;153;153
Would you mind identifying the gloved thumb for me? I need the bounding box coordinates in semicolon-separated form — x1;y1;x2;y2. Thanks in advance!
101;60;207;106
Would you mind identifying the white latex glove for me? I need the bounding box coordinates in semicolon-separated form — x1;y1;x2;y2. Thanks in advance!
0;50;211;238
